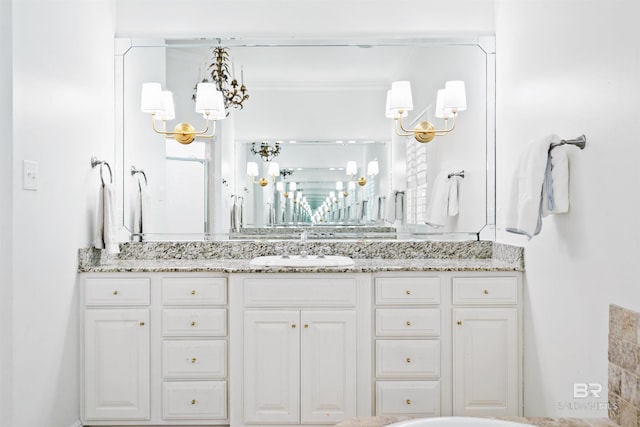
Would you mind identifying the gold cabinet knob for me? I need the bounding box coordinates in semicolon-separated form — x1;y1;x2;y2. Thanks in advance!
406;399;412;405
291;324;297;329
191;399;196;405
304;324;309;328
113;290;119;295
405;290;411;295
457;320;462;325
191;290;197;295
191;358;197;364
190;321;196;327
406;321;411;326
406;357;412;363
483;289;489;295
139;322;145;326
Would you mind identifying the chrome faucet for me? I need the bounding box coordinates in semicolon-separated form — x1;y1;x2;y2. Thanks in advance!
299;231;308;258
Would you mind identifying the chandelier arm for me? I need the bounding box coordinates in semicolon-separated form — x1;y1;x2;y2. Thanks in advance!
150;115;217;139
397;113;458;136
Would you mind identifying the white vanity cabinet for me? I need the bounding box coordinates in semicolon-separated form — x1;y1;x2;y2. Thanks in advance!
451;274;521;416
80;273;229;426
229;273;372;427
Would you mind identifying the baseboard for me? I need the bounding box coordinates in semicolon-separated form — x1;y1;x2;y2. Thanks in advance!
69;420;83;427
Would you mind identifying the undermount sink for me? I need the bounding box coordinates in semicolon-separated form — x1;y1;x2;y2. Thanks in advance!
249;255;355;268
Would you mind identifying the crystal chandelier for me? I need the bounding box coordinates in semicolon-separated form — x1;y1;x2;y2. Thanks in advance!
250;141;281;162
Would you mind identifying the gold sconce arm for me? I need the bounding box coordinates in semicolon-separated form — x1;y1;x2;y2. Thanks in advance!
394;112;458;143
150;114;217;145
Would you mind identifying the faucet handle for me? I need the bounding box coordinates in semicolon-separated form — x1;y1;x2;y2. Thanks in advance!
317;246;331;259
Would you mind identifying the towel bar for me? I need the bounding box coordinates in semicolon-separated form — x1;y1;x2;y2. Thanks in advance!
91;156;112;186
131;166;148;187
448;170;465;179
549;134;586;151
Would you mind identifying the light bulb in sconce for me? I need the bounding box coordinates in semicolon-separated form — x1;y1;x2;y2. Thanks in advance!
367;160;379;177
386;79;466;143
276;181;284;192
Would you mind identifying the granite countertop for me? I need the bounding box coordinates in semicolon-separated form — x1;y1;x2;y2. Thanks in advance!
78;241;525;273
334;416;617;427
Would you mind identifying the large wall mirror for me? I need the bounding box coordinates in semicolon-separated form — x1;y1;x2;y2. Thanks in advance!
115;37;495;241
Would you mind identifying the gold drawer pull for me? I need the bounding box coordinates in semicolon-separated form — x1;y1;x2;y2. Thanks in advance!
191;399;197;405
113;290;119;295
483;289;489;295
406;321;411;326
190;321;196;327
457;320;462;325
291;324;297;329
406;399;411;405
304;324;309;328
406;357;411;363
191;358;197;364
139;322;145;326
405;290;411;295
191;290;197;295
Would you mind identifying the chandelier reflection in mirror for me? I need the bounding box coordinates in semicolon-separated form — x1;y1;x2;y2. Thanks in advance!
250;141;281;162
386;80;466;143
140;82;226;144
194;46;249;112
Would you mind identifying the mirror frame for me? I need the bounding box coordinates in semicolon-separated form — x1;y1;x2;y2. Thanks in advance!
114;36;496;241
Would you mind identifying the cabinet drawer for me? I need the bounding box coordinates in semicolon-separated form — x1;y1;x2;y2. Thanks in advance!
376;340;440;378
162;277;227;306
244;277;357;307
375;381;440;416
84;277;150;306
376;309;440;337
452;276;518;305
375;277;441;305
162;309;227;337
162;381;227;420
162;340;227;379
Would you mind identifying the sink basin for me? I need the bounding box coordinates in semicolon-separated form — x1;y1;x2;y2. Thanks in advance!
250;255;355;268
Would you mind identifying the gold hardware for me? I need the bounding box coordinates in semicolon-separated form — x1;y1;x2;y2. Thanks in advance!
304;324;309;328
406;290;411;295
191;321;196;327
191;358;197;364
191;290;197;295
113;290;119;295
258;177;268;187
406;399;412;405
406;321;411;326
357;176;367;186
150;115;218;145
457;321;462;325
191;399;196;405
291;324;297;329
483;289;489;294
139;322;145;326
406;357;411;363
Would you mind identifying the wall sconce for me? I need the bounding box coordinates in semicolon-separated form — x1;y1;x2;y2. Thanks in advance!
247;161;279;187
386;80;466;143
336;181;348;197
283;182;297;198
141;82;226;145
346;160;379;187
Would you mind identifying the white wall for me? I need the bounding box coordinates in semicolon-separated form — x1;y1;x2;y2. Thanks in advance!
0;0;13;424
11;0;115;426
495;0;640;417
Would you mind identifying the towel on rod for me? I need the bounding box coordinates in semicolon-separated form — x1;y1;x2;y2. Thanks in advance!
448;175;462;217
543;144;570;216
425;171;458;228
93;183;120;254
133;184;152;240
505;134;558;239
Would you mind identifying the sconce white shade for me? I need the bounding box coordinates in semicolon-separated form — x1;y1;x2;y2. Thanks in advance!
246;161;259;177
202;91;226;120
435;89;449;119
268;162;280;177
367;160;379;176
329;191;336;199
385;90;408;118
195;83;220;114
348;181;356;191
276;181;284;192
289;182;297;192
443;81;467;112
141;82;164;113
296;191;302;200
390;81;414;112
346;161;358;176
336;181;344;191
154;91;176;121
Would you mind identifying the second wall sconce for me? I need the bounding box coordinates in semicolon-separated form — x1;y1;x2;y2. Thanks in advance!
247;161;280;187
141;82;226;145
386;80;466;143
346;160;379;187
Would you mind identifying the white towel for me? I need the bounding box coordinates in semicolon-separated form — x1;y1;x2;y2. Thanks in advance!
133;185;152;240
93;183;120;254
505;134;558;239
542;145;569;216
448;175;462;216
425;171;452;228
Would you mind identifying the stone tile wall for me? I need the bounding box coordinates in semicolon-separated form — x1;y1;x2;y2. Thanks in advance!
609;304;640;427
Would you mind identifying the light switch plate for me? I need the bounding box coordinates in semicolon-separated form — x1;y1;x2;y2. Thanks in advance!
23;160;38;191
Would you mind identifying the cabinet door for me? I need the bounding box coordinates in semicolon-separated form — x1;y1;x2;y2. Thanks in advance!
84;309;150;420
300;311;357;424
244;310;300;424
452;308;518;416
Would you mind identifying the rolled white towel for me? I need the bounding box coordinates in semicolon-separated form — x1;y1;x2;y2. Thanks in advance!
543;145;569;216
448;175;462;217
93;183;120;254
425;171;451;228
133;185;152;240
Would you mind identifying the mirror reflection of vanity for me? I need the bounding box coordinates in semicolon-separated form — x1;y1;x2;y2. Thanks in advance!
115;37;495;241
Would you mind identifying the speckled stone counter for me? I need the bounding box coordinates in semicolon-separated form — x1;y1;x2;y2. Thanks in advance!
334;416;617;427
78;241;524;273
